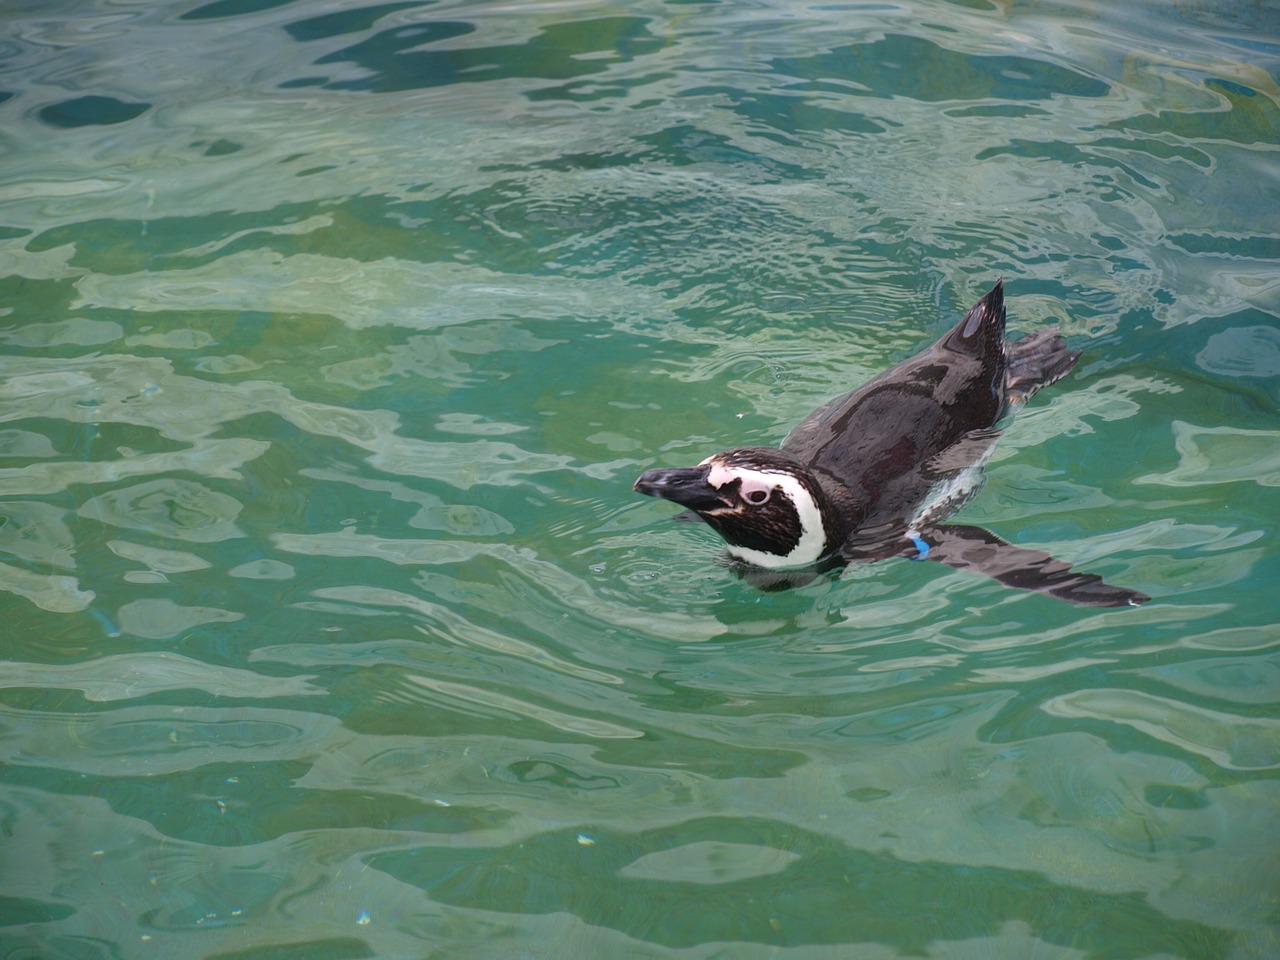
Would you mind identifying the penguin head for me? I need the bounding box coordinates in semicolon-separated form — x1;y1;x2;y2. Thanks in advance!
634;446;833;569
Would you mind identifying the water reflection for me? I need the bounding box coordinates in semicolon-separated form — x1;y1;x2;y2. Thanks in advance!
369;817;1231;954
1;0;1278;957
283;12;666;96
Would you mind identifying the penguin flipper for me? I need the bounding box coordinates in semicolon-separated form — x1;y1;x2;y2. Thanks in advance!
918;524;1149;607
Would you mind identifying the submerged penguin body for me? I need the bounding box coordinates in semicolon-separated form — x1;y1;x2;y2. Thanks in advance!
634;281;1148;607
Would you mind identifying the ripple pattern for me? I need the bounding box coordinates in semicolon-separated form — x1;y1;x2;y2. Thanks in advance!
0;0;1277;958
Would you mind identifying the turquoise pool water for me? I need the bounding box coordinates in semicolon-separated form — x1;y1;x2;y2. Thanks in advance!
1;1;1277;957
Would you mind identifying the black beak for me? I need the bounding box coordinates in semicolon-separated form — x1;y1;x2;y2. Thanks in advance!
634;466;728;512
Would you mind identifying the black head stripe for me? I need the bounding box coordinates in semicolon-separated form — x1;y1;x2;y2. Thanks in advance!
703;492;804;556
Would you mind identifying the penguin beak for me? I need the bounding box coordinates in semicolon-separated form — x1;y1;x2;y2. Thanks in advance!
634;466;728;512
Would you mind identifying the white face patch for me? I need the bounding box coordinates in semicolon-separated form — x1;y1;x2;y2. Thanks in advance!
700;459;828;569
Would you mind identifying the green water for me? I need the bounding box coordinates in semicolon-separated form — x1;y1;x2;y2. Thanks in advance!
1;1;1277;957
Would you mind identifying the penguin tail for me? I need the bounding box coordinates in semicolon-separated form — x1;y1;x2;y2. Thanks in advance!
1006;329;1080;404
940;279;1007;360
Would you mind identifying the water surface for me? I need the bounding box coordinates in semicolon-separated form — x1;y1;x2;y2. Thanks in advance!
1;1;1278;957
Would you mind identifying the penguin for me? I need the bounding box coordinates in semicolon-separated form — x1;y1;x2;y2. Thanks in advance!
634;280;1149;607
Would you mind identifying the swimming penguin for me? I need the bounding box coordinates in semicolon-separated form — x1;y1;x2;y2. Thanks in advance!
634;280;1149;607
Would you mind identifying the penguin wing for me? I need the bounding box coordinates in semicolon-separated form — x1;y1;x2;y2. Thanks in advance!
918;523;1149;607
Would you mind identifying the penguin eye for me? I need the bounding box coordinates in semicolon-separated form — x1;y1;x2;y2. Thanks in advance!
740;480;772;506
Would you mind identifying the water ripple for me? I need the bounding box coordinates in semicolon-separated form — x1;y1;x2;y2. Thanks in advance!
1;0;1277;956
1044;688;1280;771
0;652;317;703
